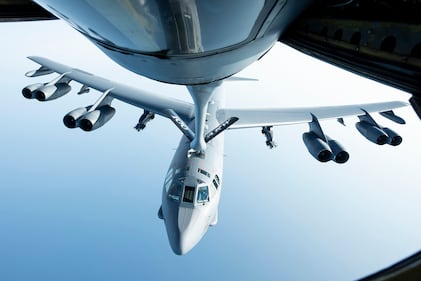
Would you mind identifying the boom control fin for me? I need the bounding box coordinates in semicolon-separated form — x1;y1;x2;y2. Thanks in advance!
164;109;195;141
205;117;238;143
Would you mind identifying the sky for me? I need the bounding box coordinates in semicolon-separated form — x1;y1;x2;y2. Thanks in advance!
0;20;420;281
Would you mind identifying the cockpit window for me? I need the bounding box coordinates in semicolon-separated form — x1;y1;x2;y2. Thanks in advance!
165;167;185;202
197;186;209;204
212;179;219;189
164;168;173;190
183;186;195;203
212;175;220;189
198;168;211;178
168;178;184;202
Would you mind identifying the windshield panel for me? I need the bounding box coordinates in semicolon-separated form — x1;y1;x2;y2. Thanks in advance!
197;186;209;203
168;178;184;202
165;168;185;202
183;186;195;203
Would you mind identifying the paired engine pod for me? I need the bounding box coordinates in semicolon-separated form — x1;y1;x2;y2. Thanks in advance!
302;132;332;162
382;127;402;146
22;83;44;99
78;105;116;131
327;139;349;164
355;121;389;145
33;83;71;101
63;107;90;128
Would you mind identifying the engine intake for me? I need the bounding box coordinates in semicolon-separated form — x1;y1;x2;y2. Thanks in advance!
22;83;44;99
355;121;389;145
327;139;349;164
63;107;90;128
33;83;71;101
78;105;116;131
302;132;332;162
382;127;402;146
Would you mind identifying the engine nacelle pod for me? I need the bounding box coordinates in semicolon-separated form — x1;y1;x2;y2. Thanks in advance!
63;107;90;128
302;132;332;162
327;139;349;164
78;105;116;131
382;127;402;146
22;83;44;99
355;121;389;145
33;83;71;101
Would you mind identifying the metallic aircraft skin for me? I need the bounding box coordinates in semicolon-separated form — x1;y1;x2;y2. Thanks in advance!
4;0;420;277
22;57;407;255
161;85;224;255
0;0;55;21
3;1;421;117
17;1;409;256
32;0;314;85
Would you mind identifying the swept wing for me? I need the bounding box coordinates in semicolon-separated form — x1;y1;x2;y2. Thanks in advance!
27;56;194;121
24;56;408;162
217;102;408;129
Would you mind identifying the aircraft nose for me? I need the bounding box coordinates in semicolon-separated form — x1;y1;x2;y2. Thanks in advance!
173;227;204;255
177;233;196;255
173;207;209;255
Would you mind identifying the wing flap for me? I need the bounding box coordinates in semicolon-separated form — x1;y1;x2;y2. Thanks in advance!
217;101;409;129
27;56;194;120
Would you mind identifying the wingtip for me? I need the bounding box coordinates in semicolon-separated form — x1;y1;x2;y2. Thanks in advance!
27;56;46;63
27;56;39;63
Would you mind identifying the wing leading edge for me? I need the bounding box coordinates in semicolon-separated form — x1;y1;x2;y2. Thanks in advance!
26;56;194;121
217;101;408;164
27;56;407;130
23;56;408;164
217;102;408;129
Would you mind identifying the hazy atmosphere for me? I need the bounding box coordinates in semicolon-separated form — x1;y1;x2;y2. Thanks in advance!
1;21;420;281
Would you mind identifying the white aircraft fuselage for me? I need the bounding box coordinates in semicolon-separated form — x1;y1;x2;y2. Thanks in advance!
31;0;313;254
161;85;224;255
27;1;407;255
